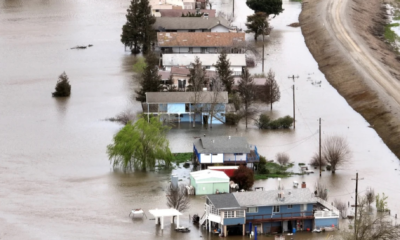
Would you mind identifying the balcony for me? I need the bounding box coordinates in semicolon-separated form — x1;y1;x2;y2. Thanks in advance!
246;211;314;223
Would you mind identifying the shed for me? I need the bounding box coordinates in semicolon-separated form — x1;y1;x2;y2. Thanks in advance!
190;170;230;195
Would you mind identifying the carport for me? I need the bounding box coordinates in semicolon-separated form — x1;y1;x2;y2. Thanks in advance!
149;209;183;230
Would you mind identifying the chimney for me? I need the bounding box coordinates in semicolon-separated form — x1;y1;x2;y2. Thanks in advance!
302;182;306;188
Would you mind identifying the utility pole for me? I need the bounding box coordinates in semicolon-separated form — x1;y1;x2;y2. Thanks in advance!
288;75;299;82
270;82;272;111
293;85;295;129
351;173;364;240
319;118;321;177
232;0;235;17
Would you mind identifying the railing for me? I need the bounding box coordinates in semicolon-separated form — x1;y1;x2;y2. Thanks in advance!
314;210;339;218
246;211;314;222
316;197;340;215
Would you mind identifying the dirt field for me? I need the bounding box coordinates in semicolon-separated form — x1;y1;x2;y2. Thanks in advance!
299;0;400;158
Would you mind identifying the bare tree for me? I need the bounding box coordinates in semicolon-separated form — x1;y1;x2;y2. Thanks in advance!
314;181;328;201
238;68;257;128
207;76;225;128
217;11;235;25
276;152;289;166
166;184;190;215
188;57;206;127
108;109;136;125
366;187;375;208
262;69;280;110
342;197;400;240
322;136;351;173
334;199;348;219
309;152;327;168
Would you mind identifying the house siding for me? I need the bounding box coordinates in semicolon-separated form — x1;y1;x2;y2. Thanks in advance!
315;218;339;228
223;217;245;225
211;25;229;33
246;204;314;221
167;103;185;113
194;182;229;195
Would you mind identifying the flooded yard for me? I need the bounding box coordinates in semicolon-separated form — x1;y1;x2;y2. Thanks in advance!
0;0;399;239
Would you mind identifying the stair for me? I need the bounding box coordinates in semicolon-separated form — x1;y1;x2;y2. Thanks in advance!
200;212;207;226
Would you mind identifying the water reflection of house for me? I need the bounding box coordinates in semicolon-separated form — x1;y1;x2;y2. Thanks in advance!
142;91;228;123
193;136;260;170
199;187;340;237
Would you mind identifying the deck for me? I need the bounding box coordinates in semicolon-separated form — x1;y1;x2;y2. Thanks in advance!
246;212;314;223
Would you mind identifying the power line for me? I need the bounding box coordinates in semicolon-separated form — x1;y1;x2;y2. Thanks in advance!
256;131;318;147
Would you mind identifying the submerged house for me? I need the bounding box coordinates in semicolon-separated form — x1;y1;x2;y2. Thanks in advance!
190;170;230;195
143;91;228;123
157;32;246;54
200;188;340;236
153;16;231;32
193;136;259;169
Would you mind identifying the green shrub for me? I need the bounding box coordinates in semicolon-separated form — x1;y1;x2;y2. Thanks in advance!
326;165;331;171
225;112;241;125
52;72;71;97
256;115;293;129
256;114;270;129
133;57;147;74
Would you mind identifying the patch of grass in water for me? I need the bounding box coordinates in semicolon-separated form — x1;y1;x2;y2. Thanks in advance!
173;152;192;164
385;23;400;44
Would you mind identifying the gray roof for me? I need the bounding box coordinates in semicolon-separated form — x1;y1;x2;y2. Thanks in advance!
146;91;229;104
193;136;251;154
233;188;317;207
154;17;230;31
207;193;242;210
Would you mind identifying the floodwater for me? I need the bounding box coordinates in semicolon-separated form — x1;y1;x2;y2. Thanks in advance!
0;0;399;239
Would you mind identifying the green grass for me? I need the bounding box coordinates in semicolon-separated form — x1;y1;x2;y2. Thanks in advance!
384;23;400;44
298;163;305;166
173;152;192;164
255;162;294;179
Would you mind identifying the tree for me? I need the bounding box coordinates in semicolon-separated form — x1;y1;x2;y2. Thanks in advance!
188;57;206;127
135;52;161;102
314;181;328;201
376;193;388;212
214;51;234;94
309;152;327;168
230;165;254;190
276;152;289;166
107;115;173;171
342;197;400;240
138;0;157;55
238;68;256;128
133;57;147;74
334;199;348;219
121;0;156;54
263;69;280;110
52;72;71;97
207;76;225;127
121;0;141;54
322;136;351;173
245;12;269;41
166;183;190;213
366;187;375;208
246;0;283;16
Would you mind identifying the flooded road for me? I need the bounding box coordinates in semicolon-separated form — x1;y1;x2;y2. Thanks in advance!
0;0;399;239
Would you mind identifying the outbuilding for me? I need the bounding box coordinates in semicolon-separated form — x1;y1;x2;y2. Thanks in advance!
190;170;230;195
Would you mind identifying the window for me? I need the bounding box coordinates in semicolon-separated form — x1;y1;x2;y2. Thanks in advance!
225;211;235;218
236;210;245;217
205;66;211;69
273;206;280;213
247;207;258;213
301;204;307;211
287;205;293;209
235;153;243;156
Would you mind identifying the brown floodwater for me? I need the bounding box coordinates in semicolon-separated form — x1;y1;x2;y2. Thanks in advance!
1;0;399;239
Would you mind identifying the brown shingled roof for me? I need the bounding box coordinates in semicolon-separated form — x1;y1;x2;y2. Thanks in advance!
158;9;216;17
157;32;245;47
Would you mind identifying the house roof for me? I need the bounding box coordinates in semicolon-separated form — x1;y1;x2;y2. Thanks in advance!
158;9;216;17
163;54;246;67
146;91;229;104
157;32;245;47
154;17;229;31
190;170;229;183
233;188;317;207
207;193;242;210
159;71;171;80
171;66;190;76
193;136;251;154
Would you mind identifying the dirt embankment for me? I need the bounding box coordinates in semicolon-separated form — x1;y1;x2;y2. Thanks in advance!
299;0;400;158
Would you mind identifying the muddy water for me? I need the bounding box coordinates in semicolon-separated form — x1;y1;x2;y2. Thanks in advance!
0;0;399;239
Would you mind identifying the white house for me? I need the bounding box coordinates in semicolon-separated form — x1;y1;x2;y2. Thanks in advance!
162;54;246;76
154;16;230;32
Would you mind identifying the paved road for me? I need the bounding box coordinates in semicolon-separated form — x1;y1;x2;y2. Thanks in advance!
324;0;400;110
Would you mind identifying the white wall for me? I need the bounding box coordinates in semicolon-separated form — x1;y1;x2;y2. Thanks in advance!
211;25;229;33
201;153;223;163
224;153;246;162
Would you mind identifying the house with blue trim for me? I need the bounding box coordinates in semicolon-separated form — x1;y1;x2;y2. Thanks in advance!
200;188;339;236
143;91;228;123
193;136;259;169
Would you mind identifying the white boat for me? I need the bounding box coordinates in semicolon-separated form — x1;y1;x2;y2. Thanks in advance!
293;181;299;188
129;209;146;218
312;228;322;233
